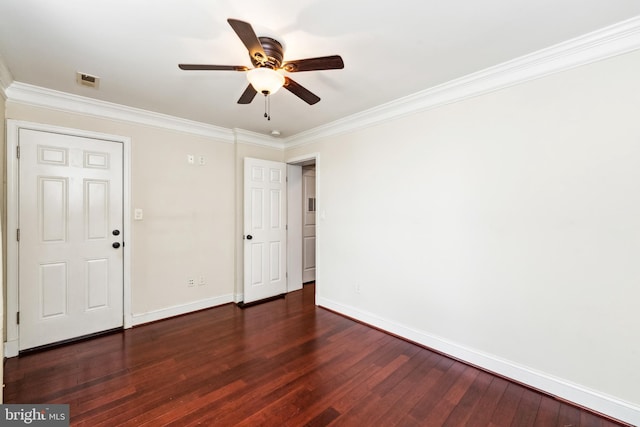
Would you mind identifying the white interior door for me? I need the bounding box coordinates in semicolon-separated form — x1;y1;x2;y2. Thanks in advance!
302;167;316;283
244;158;287;304
18;128;124;350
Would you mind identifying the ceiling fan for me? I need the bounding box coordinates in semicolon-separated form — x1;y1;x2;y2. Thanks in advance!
179;18;344;114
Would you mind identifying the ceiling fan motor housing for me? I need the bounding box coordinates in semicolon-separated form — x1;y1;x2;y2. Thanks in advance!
253;37;284;69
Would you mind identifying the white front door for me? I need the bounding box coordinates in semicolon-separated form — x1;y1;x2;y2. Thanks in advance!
243;158;287;303
302;167;316;283
18;128;124;350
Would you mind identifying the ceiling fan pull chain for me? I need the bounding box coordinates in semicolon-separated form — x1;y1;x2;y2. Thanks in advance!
264;94;267;118
263;93;271;120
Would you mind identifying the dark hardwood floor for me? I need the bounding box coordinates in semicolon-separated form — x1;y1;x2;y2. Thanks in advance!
4;284;629;426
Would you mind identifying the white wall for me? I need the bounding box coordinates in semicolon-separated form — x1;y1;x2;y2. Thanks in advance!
286;49;640;423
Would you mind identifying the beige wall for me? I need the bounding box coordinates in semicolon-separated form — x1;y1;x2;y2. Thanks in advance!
286;49;640;421
5;103;236;317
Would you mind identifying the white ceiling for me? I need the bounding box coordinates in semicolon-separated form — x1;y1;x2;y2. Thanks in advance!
1;1;640;138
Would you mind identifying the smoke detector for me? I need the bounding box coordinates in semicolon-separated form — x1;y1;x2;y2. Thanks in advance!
76;72;100;89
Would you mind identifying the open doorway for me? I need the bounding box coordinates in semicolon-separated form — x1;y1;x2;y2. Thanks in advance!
302;164;316;284
286;154;319;296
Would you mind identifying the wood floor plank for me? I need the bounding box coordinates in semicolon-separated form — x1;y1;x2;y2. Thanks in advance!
442;370;494;426
510;389;542;427
556;402;582;427
533;395;561;426
407;357;467;420
326;353;414;425
364;352;444;426
419;366;481;426
488;382;526;426
303;406;341;427
3;284;630;427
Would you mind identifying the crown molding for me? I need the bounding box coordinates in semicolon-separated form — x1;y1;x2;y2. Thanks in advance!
0;52;14;100
285;15;640;148
5;82;236;143
233;128;284;150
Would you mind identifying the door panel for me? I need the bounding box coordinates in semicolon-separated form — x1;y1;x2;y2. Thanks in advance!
40;262;67;317
19;129;124;350
244;158;287;303
86;180;109;239
40;177;67;241
303;237;316;270
87;258;109;309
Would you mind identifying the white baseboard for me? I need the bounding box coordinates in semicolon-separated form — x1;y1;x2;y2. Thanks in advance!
316;296;640;426
130;294;235;326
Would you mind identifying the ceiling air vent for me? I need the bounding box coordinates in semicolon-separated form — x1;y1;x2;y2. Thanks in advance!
76;72;100;89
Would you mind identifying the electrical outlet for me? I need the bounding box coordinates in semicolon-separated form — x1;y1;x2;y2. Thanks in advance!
187;278;195;287
198;275;205;286
198;155;206;166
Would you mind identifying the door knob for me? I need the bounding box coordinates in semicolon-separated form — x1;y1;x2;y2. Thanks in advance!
112;242;121;249
112;229;120;236
246;235;253;240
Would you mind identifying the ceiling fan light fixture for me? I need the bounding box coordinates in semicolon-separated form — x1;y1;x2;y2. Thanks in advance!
246;67;285;95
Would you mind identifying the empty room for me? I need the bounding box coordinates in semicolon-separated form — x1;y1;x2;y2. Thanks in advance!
1;1;640;425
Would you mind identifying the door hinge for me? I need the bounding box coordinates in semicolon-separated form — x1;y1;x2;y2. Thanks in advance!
17;311;20;325
17;145;20;159
17;228;20;241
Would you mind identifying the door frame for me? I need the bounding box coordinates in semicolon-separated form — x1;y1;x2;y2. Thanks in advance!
286;152;320;298
4;120;133;357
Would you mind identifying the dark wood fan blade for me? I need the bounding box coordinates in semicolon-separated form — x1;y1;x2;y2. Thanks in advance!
238;84;258;104
227;19;267;65
282;55;344;72
179;64;248;71
283;77;320;105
